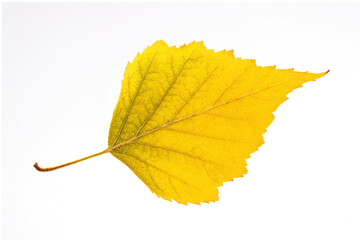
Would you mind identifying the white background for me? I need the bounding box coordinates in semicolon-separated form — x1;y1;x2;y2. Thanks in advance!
2;3;360;240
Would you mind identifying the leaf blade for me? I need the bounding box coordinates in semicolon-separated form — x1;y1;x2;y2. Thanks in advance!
108;40;328;204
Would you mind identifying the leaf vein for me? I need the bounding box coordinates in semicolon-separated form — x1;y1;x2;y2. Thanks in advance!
112;41;163;145
203;112;265;121
110;79;303;152
213;61;252;105
168;177;183;202
163;128;255;144
171;52;231;121
117;152;202;191
134;44;200;137
129;141;228;167
146;165;164;194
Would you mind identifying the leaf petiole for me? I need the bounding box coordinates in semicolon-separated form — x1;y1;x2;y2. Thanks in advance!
33;148;110;172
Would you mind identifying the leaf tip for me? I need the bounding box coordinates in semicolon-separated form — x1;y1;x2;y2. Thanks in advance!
316;69;330;78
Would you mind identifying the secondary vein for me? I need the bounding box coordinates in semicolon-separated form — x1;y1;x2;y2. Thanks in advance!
112;41;163;146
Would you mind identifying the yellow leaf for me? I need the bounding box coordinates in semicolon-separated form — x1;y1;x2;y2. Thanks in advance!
34;40;328;205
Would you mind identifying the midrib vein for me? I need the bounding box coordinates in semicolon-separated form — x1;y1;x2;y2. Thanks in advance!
108;78;301;152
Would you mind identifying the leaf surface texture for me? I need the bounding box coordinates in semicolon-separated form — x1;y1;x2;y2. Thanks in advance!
108;41;327;204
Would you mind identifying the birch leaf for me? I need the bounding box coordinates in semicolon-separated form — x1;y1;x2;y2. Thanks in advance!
34;40;328;205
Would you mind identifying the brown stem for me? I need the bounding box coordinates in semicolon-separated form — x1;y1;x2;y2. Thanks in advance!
33;148;110;172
